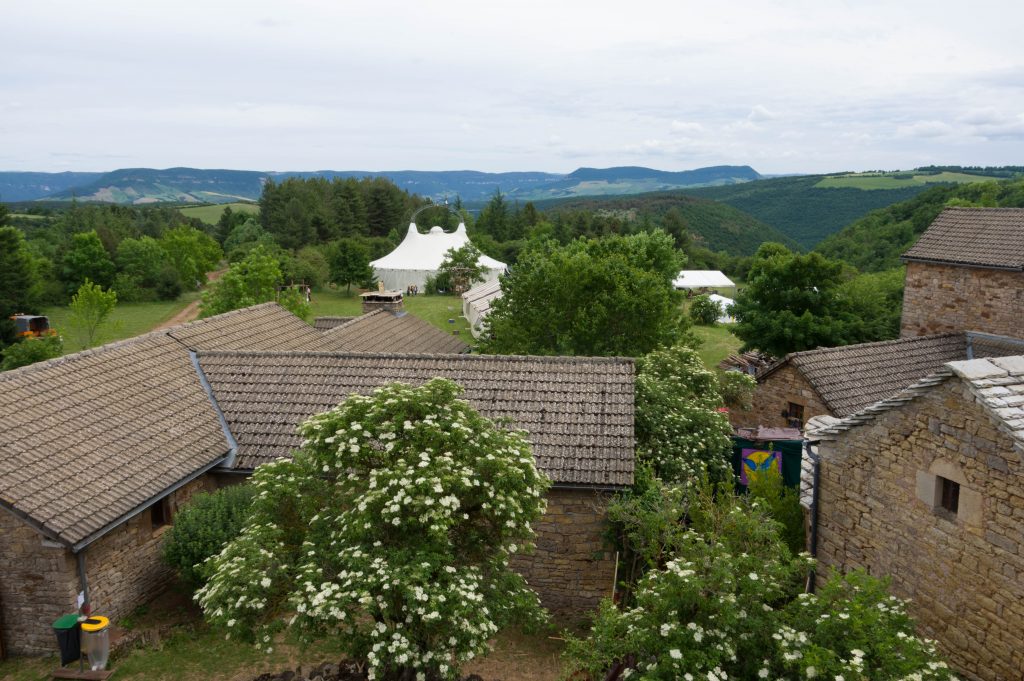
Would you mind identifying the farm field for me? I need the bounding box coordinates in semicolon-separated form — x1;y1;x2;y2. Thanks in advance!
815;170;1001;190
43;293;200;353
179;202;259;225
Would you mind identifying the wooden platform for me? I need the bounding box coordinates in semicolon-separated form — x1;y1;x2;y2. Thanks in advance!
51;668;114;679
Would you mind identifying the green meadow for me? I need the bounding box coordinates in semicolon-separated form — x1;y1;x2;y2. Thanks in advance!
179;202;259;225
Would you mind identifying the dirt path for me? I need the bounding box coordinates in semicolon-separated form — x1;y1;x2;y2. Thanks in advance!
153;267;227;331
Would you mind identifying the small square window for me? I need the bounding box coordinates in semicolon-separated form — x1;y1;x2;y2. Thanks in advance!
151;498;172;530
786;402;805;428
938;477;960;514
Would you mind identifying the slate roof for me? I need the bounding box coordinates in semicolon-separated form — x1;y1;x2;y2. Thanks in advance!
0;333;228;547
760;334;968;417
313;316;355;331
196;351;635;486
0;303;335;548
809;355;1024;457
902;207;1024;270
318;310;469;354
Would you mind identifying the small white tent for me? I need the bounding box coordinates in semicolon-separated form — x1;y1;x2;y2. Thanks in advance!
370;222;507;291
461;279;503;339
673;270;736;290
708;293;736;324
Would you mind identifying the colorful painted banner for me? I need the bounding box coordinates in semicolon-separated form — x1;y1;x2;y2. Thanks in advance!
739;448;782;486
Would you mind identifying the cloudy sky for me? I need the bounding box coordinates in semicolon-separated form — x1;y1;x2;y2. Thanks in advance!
3;0;1024;174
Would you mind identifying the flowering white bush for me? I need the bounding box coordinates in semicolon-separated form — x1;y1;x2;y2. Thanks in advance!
634;344;734;483
565;484;958;681
197;378;550;680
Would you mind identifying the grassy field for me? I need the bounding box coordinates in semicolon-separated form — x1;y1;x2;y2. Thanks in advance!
815;171;1000;190
311;289;473;339
43;293;199;353
691;324;742;369
179;202;259;225
0;624;562;681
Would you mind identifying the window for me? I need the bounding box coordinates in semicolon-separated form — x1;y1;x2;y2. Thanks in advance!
150;497;172;530
786;402;805;429
939;476;960;514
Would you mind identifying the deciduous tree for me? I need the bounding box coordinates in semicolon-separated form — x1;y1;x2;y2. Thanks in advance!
61;230;115;294
67;279;118;349
200;245;308;319
483;231;685;356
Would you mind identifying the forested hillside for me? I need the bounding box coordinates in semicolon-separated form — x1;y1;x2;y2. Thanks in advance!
815;179;1024;271
683;175;931;248
534;191;797;255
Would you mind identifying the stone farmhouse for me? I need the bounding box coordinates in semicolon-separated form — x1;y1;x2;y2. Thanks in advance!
735;332;1024;430
808;356;1024;680
742;206;1024;431
0;302;633;655
901;206;1024;338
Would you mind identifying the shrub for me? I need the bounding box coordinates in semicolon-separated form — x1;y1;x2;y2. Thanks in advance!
688;294;722;325
197;379;550;680
1;334;63;371
718;370;756;411
747;466;806;555
163;484;256;591
634;344;734;483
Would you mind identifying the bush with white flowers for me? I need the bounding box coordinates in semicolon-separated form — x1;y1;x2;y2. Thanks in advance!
564;483;958;681
197;378;550;680
634;344;734;483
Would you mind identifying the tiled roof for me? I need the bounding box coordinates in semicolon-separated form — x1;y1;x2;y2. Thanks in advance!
166;302;328;351
313;316;355;331
0;303;336;547
902;207;1024;269
196;352;636;486
0;333;228;547
762;334;969;417
318;310;469;354
809;355;1024;456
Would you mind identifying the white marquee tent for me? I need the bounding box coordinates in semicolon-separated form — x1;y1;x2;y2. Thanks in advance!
461;279;503;339
370;222;507;291
672;270;736;290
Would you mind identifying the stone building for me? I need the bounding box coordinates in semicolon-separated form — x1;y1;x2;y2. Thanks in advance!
808;356;1024;680
734;332;1023;430
901;206;1024;338
0;304;633;655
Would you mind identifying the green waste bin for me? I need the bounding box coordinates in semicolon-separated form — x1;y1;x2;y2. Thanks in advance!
52;614;81;666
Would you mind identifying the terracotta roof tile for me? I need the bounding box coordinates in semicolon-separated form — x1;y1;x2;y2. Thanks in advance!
318;310;469;354
313;316;355;331
902;207;1024;269
166;302;328;351
196;352;635;486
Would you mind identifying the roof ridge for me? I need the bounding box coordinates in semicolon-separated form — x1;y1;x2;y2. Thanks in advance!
0;328;175;382
793;332;963;358
163;301;286;339
196;349;636;365
320;309;384;335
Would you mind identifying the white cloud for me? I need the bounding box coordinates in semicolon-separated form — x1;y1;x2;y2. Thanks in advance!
747;105;778;122
895;120;955;139
670;120;705;134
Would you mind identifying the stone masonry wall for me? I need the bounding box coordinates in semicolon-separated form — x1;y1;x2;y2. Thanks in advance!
0;512;79;655
900;261;1024;338
511;487;616;620
0;475;216;656
732;363;833;430
83;476;216;624
815;379;1024;680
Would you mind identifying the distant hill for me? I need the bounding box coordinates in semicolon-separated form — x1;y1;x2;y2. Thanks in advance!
538;191;798;256
0;171;103;201
814;179;1024;271
0;165;760;205
682;176;933;249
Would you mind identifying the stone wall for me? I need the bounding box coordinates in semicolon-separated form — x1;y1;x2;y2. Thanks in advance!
83;476;216;623
0;475;216;656
815;379;1024;680
0;512;78;655
511;487;616;620
900;261;1024;338
732;363;833;430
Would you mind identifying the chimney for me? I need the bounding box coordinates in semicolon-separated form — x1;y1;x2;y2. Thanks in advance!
360;290;404;315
